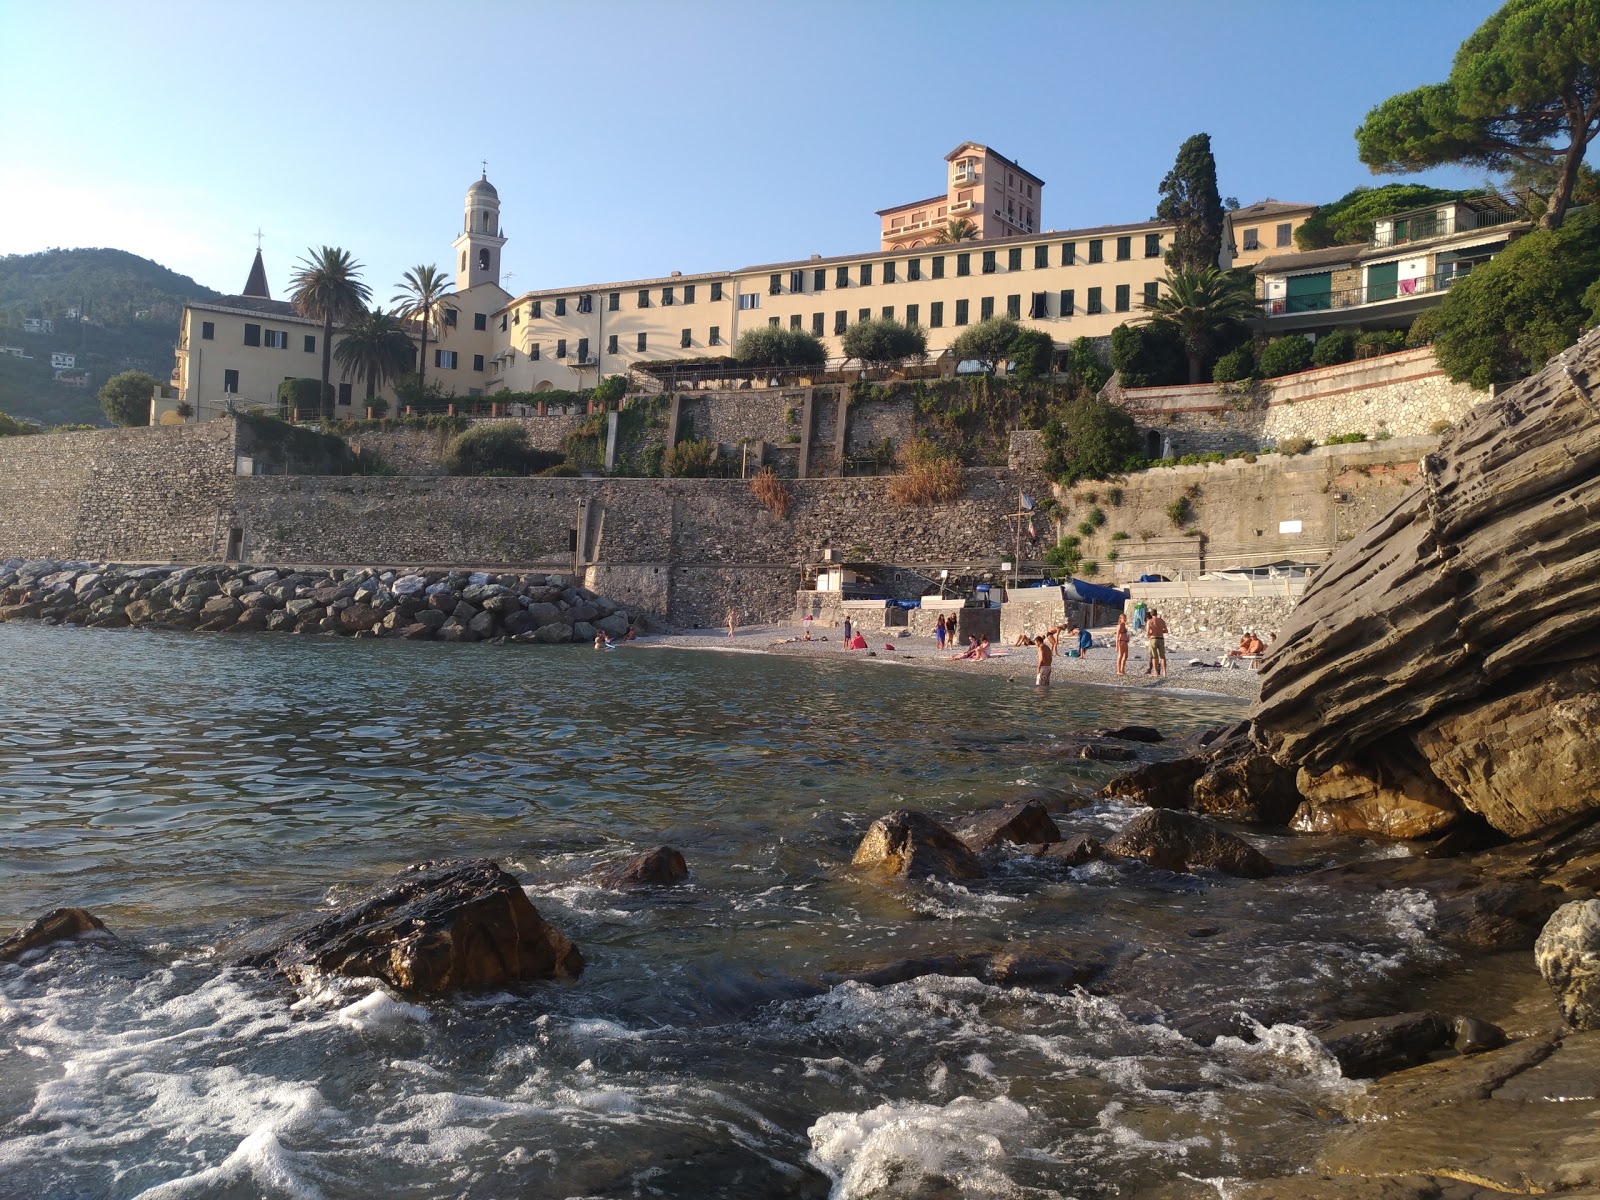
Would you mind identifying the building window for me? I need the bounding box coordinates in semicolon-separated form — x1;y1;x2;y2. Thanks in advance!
955;299;969;325
834;310;847;334
662;287;674;306
738;293;760;310
303;334;315;353
1087;288;1103;315
905;303;919;326
907;258;921;281
858;308;870;323
1242;229;1260;250
474;312;487;330
555;298;567;316
639;289;651;308
884;261;896;284
709;326;720;346
473;353;485;371
577;337;588;362
789;314;802;330
929;302;944;327
243;323;260;346
608;334;618;355
436;349;458;368
578;294;593;313
710;282;722;301
1060;289;1074;316
1030;292;1048;319
338;383;352;406
1006;294;1021;319
1033;245;1048;269
223;368;239;392
859;263;873;286
881;306;894;321
201;321;215;340
1143;282;1159;307
790;270;805;293
683;285;696;304
812;269;826;292
982;250;996;274
444;308;458;327
836;265;849;289
1008;247;1023;271
1088;240;1103;263
769;316;781;327
931;255;945;279
812;312;824;336
1062;242;1076;266
533;301;543;318
1145;234;1161;258
1277;223;1293;247
1116;236;1131;261
530;344;540;360
956;253;970;277
769;273;782;296
609;292;620;311
681;328;692;348
263;329;287;349
554;339;567;360
981;297;995;321
1115;285;1131;312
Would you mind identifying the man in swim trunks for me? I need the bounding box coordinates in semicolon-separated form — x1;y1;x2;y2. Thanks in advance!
1034;635;1053;686
1145;609;1169;677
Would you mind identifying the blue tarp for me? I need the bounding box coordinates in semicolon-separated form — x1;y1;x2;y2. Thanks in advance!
1061;578;1129;608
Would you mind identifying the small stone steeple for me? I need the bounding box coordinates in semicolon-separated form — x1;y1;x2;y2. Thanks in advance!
242;249;271;300
452;170;507;291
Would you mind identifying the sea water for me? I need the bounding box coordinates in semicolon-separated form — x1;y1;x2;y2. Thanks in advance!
0;626;1446;1198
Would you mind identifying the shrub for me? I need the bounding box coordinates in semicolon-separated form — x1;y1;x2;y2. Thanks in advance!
887;437;963;505
276;377;332;418
749;466;791;518
733;326;826;368
1081;560;1099;577
1277;435;1315;456
1211;345;1255;383
1086;506;1106;528
1007;327;1057;380
1045;536;1084;575
1311;328;1358;368
1373;428;1392;440
1065;337;1110;394
1355;330;1405;356
1041;396;1144;486
1110;322;1186;388
0;411;39;437
1325;431;1368;445
536;463;581;477
1076;520;1098;538
444;423;564;476
98;370;161;426
1106;549;1119;562
1257;336;1314;378
1429;418;1454;436
949;316;1022;372
1107;487;1123;507
1405;309;1439;348
1111;530;1129;542
842;318;927;376
666;437;721;477
1166;497;1191;527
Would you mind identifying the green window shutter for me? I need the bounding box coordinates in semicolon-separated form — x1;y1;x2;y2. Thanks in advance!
1285;272;1333;313
1366;261;1399;303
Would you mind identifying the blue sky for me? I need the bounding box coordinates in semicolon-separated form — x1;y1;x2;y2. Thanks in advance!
1;0;1502;302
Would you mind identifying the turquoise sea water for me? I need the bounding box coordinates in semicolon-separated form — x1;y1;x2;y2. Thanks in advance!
0;626;1445;1198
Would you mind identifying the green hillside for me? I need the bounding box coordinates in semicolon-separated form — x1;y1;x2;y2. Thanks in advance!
0;248;221;426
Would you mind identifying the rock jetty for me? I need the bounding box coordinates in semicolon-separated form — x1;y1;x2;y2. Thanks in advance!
0;558;638;644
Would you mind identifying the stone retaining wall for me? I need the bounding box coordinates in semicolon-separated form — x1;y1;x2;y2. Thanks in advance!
344;414;590;475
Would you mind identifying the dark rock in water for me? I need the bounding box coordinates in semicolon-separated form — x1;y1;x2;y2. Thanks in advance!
1019;833;1101;866
0;907;108;963
1099;757;1205;810
398;623;433;640
1313;1011;1454;1078
1104;809;1274;878
592;846;688;888
956;800;1060;851
243;858;583;995
1192;739;1302;826
1091;725;1164;744
502;610;534;637
1073;741;1138;762
1452;1015;1507;1055
852;809;985;881
1535;899;1600;1030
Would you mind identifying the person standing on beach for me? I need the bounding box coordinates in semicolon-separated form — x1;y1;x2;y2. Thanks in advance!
842;615;852;645
1145;608;1169;677
934;614;947;650
1077;625;1093;658
1133;601;1147;634
726;608;737;638
1034;635;1053;687
1114;613;1130;675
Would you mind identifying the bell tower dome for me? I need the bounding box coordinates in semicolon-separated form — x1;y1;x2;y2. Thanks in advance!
451;170;507;291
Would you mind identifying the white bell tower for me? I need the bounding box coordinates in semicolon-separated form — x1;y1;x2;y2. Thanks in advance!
452;169;506;291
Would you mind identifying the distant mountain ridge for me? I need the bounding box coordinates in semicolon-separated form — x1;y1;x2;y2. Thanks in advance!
0;248;221;426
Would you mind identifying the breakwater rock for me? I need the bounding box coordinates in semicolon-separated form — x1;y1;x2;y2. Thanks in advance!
0;558;639;643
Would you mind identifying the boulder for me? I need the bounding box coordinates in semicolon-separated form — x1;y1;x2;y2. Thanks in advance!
531;621;573;644
467;611;498;639
437;617;479;643
392;574;428;597
243;859;582;995
0;907;108;963
591;846;688;888
450;600;480;623
1098;757;1205;810
1535;899;1600;1030
416;608;448;630
1453;1015;1507;1055
596;613;631;638
525;601;563;628
1191;744;1302;825
1293;752;1461;840
955;799;1060;851
1104;809;1274;878
1091;725;1165;743
265;609;295;632
1071;741;1138;763
339;603;379;632
285;597;320;618
398;623;434;640
851;809;985;881
502;610;535;636
1019;833;1101;866
572;620;598;642
231;610;269;633
1313;1012;1454;1078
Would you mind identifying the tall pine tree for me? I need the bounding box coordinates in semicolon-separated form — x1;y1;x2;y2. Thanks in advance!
1156;134;1225;273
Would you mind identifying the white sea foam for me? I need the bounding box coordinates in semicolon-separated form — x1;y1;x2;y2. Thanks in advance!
808;1094;1034;1199
335;989;430;1033
904;879;1021;921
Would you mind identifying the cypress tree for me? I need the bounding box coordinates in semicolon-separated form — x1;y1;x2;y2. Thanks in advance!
1157;133;1225;273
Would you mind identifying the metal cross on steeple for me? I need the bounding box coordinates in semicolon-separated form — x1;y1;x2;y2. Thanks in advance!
253;228;264;250
480;159;488;177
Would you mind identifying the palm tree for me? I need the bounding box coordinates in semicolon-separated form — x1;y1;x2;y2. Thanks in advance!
393;265;456;392
333;306;415;409
933;217;979;244
289;247;371;420
1143;267;1260;383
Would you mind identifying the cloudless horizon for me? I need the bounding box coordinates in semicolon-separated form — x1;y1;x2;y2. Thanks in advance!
1;0;1503;304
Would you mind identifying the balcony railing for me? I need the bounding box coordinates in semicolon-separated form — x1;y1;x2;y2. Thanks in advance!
1261;271;1457;316
1369;204;1521;248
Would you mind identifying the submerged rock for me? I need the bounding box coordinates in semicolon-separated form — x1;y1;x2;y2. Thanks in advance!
1019;833;1102;866
1099;757;1205;810
1104;809;1274;878
592;846;688;888
1091;725;1164;744
0;907;108;963
852;809;985;881
956;800;1060;851
1313;1011;1454;1078
1535;898;1600;1030
244;858;583;995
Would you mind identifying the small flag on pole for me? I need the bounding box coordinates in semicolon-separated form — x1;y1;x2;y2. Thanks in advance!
1019;492;1035;511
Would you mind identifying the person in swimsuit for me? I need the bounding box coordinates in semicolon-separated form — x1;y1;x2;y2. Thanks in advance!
1035;635;1053;686
1146;608;1169;677
1114;613;1130;675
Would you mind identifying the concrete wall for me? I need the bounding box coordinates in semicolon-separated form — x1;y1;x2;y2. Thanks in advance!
1118;348;1482;457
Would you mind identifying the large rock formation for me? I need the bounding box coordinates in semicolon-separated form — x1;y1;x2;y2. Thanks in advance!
1535;899;1600;1030
851;810;985;881
1241;332;1600;840
244;859;583;995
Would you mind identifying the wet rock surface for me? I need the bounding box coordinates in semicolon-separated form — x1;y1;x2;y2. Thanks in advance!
851;809;985;881
955;799;1060;851
242;858;583;995
1313;1011;1455;1078
591;846;689;889
0;907;108;963
1535;899;1600;1031
1104;809;1274;878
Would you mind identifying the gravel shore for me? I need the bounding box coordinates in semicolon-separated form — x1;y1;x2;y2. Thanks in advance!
640;622;1264;702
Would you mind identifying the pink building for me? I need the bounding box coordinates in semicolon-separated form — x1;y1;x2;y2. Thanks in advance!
877;142;1044;250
